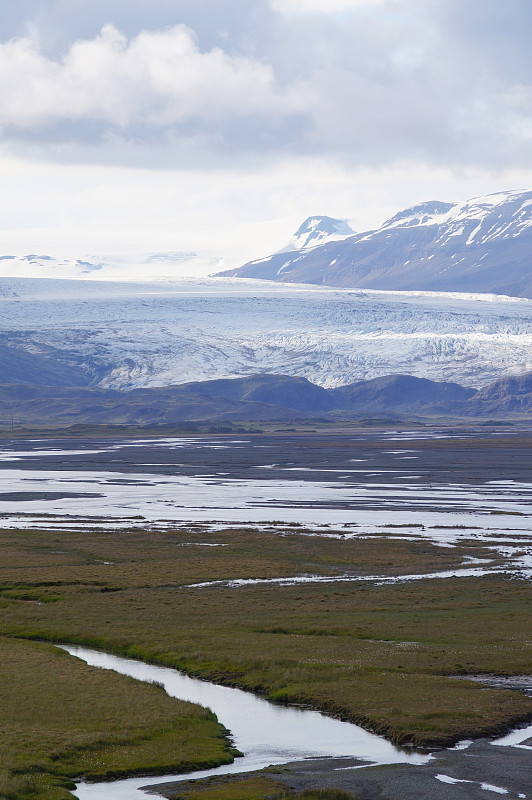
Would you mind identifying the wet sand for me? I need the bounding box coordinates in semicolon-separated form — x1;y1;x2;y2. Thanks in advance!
1;427;532;514
147;739;532;799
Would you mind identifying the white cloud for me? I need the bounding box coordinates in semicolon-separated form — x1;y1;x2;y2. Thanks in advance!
0;23;309;130
0;4;530;176
0;4;531;174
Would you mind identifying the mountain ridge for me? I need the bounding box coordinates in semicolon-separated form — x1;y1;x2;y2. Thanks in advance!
1;372;530;428
217;190;532;298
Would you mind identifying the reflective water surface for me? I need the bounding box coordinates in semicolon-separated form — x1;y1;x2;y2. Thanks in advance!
64;646;429;800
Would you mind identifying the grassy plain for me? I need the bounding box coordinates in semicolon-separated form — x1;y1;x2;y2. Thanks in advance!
1;521;531;794
0;637;235;800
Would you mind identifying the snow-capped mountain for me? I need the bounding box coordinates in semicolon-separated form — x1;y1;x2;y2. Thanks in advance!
1;277;531;391
278;216;355;252
0;252;224;281
0;254;105;278
217;191;532;299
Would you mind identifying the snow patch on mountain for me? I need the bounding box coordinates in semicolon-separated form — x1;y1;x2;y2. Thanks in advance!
376;189;532;252
278;215;356;252
218;189;532;299
378;201;456;231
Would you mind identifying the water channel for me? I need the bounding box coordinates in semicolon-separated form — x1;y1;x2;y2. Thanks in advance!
63;646;430;800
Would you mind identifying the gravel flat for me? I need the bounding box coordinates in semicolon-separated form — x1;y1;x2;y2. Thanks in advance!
146;740;532;799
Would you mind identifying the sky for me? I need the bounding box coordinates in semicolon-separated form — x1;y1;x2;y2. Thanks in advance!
1;0;531;271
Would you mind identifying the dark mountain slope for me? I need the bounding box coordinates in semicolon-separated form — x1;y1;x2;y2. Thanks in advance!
1;371;531;428
329;374;475;413
218;191;532;298
469;373;532;416
178;374;333;412
0;376;332;427
0;341;95;387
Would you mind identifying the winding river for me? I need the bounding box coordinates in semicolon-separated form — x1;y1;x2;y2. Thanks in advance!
63;646;430;800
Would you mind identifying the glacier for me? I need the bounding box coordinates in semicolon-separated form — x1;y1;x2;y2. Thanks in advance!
1;276;531;390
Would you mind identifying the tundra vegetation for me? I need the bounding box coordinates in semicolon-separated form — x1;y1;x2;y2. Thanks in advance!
161;774;356;800
0;637;236;800
0;525;531;799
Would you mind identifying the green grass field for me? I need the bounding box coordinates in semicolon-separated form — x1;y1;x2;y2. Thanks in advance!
0;523;530;799
0;637;236;800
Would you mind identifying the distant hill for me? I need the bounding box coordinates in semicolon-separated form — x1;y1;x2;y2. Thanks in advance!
0;376;332;427
0;341;101;387
328;375;475;414
0;252;223;281
181;374;333;413
217;191;532;298
1;372;530;429
468;373;532;416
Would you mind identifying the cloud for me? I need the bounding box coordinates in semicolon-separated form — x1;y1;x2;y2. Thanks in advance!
0;0;531;172
0;24;309;129
0;1;275;57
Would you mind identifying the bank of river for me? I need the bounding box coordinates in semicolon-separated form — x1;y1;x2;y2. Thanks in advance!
64;647;532;800
63;646;429;800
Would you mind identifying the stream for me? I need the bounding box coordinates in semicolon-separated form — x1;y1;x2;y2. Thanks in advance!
63;646;430;800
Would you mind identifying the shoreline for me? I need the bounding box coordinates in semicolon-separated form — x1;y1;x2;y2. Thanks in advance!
143;737;532;800
34;636;532;750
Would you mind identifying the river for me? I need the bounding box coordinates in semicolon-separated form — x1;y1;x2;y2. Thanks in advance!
63;646;430;800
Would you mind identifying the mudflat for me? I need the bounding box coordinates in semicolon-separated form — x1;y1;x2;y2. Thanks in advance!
147;739;532;800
